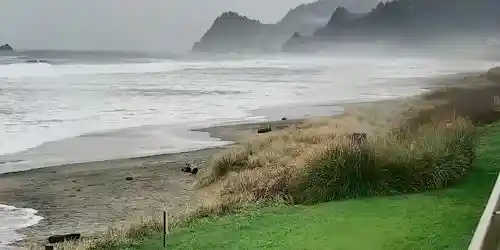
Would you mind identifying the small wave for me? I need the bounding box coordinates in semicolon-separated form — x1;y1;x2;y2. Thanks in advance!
0;60;178;78
24;59;50;64
0;63;56;78
121;88;247;97
0;204;43;248
0;57;316;79
0;159;24;165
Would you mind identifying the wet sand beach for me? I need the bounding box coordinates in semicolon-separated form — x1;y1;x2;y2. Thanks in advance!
0;119;305;247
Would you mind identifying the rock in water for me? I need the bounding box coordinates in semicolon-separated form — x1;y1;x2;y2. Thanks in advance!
0;44;13;51
191;168;199;175
48;233;81;243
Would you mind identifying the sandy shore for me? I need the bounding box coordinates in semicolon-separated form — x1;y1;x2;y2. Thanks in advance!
1;68;499;248
0;119;303;247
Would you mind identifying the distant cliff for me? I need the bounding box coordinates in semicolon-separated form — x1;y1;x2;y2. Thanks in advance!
281;0;500;52
0;44;13;51
192;0;379;53
192;12;279;53
314;0;500;41
277;0;377;35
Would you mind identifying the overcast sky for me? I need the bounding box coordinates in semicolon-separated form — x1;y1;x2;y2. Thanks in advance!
0;0;366;52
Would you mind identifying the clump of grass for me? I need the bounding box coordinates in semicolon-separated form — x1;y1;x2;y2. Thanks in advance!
196;117;365;190
292;117;475;204
195;146;251;188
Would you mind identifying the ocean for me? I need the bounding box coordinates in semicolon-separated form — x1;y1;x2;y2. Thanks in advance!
0;50;498;247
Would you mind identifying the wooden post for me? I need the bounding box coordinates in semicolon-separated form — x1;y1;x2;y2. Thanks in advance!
163;210;167;248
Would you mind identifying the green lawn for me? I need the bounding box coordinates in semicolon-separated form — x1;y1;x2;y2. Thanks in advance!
117;124;500;250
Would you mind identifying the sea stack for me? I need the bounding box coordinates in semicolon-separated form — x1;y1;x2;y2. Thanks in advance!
0;44;13;51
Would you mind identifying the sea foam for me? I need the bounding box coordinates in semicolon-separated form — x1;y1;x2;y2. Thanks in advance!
0;204;43;248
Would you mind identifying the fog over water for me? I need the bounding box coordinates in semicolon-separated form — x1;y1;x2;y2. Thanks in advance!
0;0;499;247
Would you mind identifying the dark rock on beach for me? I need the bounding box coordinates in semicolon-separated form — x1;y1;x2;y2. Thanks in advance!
258;126;272;134
182;160;199;174
190;168;199;175
48;233;81;244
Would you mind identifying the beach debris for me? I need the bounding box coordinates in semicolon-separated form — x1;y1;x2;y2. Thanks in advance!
125;176;134;181
281;117;288;121
48;233;81;244
183;160;199;174
182;160;193;173
191;167;199;175
257;124;272;134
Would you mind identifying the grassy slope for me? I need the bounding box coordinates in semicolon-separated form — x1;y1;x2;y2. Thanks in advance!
117;124;500;250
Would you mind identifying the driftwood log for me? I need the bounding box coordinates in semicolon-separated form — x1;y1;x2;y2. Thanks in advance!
257;125;272;134
48;233;81;244
182;160;199;174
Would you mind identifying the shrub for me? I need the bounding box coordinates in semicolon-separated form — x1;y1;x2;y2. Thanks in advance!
291;118;475;204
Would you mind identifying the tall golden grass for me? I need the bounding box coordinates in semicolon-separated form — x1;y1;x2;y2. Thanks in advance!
292;118;475;204
195;117;475;214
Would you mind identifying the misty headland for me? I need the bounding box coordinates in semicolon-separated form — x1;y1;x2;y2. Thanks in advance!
193;0;500;58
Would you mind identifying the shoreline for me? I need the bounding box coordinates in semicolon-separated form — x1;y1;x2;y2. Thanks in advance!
0;118;307;248
1;69;498;248
0;118;308;177
0;100;346;176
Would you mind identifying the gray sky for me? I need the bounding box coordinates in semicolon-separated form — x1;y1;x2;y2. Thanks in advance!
0;0;322;52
